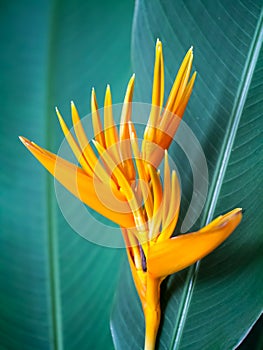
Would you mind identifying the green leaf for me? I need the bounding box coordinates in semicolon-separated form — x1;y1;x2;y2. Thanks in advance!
111;1;263;349
237;315;263;350
0;0;134;349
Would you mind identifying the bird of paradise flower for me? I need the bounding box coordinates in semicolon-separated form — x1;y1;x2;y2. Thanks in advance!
20;39;242;350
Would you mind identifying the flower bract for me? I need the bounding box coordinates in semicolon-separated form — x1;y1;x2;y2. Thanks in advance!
20;39;242;350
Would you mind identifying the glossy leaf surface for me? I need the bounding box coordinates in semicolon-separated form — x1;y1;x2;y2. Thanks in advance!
111;1;263;349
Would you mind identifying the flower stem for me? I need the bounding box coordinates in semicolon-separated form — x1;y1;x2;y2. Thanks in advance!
144;276;161;350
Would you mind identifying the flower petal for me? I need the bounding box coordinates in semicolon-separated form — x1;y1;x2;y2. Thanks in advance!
148;208;242;277
130;130;153;219
163;46;193;115
175;71;197;118
91;88;106;147
152;38;164;109
70;101;107;181
119;74;136;182
147;164;163;241
55;107;93;176
71;101;89;151
93;139;148;240
104;85;119;144
19;137;135;228
119;74;135;139
121;228;146;305
162;151;171;224
158;170;180;242
171;48;193;115
143;39;164;148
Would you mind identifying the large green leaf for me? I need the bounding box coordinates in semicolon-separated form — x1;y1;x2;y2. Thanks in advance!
111;1;263;349
0;1;134;349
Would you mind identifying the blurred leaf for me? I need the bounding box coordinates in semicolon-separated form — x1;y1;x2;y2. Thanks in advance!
0;0;134;349
111;1;263;349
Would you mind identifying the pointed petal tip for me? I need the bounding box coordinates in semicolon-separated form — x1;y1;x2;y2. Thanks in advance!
227;207;243;216
71;101;78;115
19;136;29;145
104;84;113;108
105;84;112;98
213;207;242;231
19;136;37;150
156;38;163;50
127;74;135;88
91;87;96;102
234;207;243;218
186;46;194;59
55;106;61;117
19;136;40;152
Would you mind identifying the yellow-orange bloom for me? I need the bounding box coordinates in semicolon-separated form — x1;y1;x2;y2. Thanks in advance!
20;40;242;350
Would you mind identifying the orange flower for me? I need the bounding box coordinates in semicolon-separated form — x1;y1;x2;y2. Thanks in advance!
20;40;242;350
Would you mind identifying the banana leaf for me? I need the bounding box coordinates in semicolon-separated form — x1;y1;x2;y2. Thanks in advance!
0;0;134;349
111;1;263;349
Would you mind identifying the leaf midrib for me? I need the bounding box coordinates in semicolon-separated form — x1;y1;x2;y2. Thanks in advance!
169;8;263;350
44;1;63;349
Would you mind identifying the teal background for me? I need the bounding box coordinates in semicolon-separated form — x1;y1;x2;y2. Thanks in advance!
0;1;134;349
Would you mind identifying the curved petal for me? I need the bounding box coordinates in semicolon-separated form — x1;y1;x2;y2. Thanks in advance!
148;208;242;278
19;137;135;228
